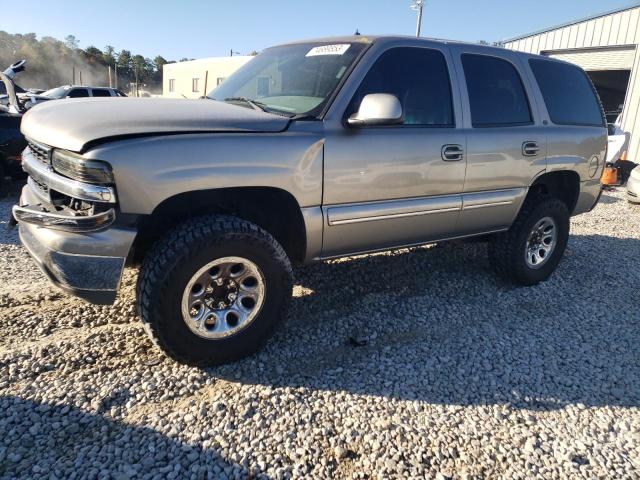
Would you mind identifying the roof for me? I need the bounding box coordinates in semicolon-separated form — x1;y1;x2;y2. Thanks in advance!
272;34;501;50
503;2;640;43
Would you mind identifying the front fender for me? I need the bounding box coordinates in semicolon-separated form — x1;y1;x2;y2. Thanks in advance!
85;131;324;214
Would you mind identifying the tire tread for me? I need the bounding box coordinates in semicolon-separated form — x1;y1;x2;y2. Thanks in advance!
136;214;292;366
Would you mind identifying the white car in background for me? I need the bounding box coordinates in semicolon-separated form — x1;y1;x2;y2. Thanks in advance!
605;117;639;203
607;122;629;164
627;165;640;203
24;85;126;109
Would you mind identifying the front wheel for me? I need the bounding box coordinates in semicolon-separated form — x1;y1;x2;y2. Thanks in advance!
136;215;293;366
488;197;570;286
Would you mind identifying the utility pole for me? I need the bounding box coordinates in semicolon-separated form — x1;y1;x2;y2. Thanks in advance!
410;0;425;37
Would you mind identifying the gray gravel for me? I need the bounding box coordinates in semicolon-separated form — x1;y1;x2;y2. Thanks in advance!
1;186;639;479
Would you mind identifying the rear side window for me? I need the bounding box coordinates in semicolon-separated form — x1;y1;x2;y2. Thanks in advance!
349;47;454;126
529;59;604;127
91;88;112;97
67;88;89;98
462;54;532;127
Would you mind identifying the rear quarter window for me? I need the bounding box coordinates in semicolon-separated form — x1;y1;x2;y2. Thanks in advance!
529;58;604;127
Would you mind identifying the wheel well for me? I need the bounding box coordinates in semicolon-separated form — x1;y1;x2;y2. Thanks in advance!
529;171;581;212
132;187;307;265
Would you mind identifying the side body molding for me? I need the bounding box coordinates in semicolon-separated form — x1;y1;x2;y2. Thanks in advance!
327;194;461;226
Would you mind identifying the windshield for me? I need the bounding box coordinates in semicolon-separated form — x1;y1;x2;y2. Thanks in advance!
42;86;69;99
208;41;367;117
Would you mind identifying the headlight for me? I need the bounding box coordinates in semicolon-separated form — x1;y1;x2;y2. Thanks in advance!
51;149;114;184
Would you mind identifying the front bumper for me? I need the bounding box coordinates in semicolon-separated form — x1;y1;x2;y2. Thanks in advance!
15;186;136;304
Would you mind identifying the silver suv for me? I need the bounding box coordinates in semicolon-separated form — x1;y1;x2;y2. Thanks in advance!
12;36;606;366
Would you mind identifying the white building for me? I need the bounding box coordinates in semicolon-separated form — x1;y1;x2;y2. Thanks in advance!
162;56;252;99
504;3;640;161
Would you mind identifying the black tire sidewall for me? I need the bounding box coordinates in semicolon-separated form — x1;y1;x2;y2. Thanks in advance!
148;230;291;365
511;199;569;284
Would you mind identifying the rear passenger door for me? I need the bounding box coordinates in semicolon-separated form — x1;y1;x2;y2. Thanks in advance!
450;46;546;236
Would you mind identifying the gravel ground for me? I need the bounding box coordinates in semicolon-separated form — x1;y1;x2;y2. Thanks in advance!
1;186;639;479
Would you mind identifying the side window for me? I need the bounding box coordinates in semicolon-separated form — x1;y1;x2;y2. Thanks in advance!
462;54;532;127
91;89;112;97
348;47;454;126
67;88;89;98
529;59;604;127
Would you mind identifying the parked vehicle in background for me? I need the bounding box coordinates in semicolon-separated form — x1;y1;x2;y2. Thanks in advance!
12;36;607;366
25;85;126;108
627;167;640;203
0;60;28;187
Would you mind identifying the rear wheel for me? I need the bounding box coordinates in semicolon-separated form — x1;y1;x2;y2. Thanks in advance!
488;197;569;286
136;214;292;366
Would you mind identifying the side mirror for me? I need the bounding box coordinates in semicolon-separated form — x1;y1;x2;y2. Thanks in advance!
348;93;403;126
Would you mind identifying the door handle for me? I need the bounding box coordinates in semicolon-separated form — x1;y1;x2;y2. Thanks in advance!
441;144;464;162
522;141;540;157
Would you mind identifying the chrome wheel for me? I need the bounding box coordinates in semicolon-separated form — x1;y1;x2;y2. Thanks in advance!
181;256;266;339
525;216;557;269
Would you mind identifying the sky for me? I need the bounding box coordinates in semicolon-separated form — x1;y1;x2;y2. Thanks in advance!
2;0;639;60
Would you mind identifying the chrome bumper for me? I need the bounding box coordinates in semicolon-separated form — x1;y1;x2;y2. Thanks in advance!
15;185;136;305
12;204;116;232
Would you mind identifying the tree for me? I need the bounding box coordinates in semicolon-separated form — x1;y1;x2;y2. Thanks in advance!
64;35;79;50
152;55;168;83
131;54;146;82
103;45;116;67
116;49;132;79
84;46;103;64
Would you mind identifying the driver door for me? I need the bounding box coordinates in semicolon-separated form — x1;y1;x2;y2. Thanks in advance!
321;43;467;257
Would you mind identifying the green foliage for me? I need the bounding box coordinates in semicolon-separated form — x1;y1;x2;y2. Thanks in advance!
0;31;175;92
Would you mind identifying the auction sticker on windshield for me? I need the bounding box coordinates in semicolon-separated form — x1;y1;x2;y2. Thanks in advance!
306;44;351;57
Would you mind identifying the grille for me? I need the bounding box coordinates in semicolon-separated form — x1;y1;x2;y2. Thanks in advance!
26;139;51;165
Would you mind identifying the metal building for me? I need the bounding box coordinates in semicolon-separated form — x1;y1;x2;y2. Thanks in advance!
504;3;640;161
162;56;252;99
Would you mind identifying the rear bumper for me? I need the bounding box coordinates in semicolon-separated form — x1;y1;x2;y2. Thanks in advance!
15;186;136;304
573;179;603;215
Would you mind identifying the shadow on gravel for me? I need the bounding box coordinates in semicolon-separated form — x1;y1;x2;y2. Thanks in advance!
597;191;622;204
210;234;640;410
0;395;256;479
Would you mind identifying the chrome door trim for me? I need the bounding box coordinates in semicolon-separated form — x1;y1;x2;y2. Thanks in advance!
327;194;462;226
461;188;525;211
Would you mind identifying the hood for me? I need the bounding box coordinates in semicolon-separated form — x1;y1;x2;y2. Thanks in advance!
21;97;291;152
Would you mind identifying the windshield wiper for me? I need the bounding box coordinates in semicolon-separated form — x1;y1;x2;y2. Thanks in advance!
223;97;268;112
